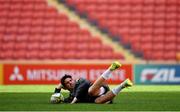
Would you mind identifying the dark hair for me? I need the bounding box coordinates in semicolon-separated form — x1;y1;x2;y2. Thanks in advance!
60;74;72;88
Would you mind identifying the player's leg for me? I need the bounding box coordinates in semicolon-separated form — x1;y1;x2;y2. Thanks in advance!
95;79;133;104
88;61;121;96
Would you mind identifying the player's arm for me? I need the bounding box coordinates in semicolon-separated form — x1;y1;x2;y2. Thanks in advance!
53;83;75;103
50;84;63;103
54;83;64;93
50;84;66;104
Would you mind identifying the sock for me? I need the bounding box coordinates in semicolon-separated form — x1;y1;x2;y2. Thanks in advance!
101;69;112;80
111;83;125;95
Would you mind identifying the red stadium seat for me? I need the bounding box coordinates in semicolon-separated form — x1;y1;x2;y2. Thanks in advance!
76;43;89;51
101;45;113;52
165;27;177;35
51;50;64;59
21;4;34;11
0;50;13;59
33;12;45;18
164;51;176;60
34;3;47;11
19;18;32;26
53;34;66;42
13;50;26;59
64;42;77;50
0;27;6;36
2;35;16;42
152;35;164;43
89;43;102;51
155;0;166;4
51;42;64;50
39;50;51;59
30;26;43;35
0;3;10;10
141;42;152;52
113;53;125;59
8;10;21;18
100;51;113;59
152;51;164;60
1;42;14;50
16;35;28;42
42;27;55;34
31;18;44;26
6;18;19;26
131;12;142;19
20;11;33;18
63;50;76;59
75;51;88;59
39;42;52;50
144;0;154;5
26;50;39;59
28;35;41;42
131;0;144;4
164;42;176;51
130;35;141;43
6;26;18;34
18;26;30;34
27;42;40;50
14;42;27;50
87;51;100;59
152;42;164;51
164;35;176;42
141;35;152;43
77;36;91;43
40;35;53;42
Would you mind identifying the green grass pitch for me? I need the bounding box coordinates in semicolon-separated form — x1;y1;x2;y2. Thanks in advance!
0;85;180;111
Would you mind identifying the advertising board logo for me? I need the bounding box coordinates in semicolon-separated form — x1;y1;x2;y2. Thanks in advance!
141;68;180;83
9;66;24;81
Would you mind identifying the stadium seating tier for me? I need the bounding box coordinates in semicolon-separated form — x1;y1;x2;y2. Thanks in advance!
65;0;179;60
0;0;124;60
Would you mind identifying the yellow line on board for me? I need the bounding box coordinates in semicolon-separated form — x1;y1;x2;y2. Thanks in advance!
0;64;3;85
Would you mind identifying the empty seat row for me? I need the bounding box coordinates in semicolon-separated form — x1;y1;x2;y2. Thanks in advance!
0;50;124;60
0;41;112;51
66;0;178;5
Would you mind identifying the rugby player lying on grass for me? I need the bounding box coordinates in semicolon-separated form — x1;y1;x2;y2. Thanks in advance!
50;61;133;104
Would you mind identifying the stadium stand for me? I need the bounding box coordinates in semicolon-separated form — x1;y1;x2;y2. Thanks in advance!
0;0;124;60
63;0;179;61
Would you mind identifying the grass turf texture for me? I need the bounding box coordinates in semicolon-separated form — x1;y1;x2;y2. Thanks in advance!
0;85;180;111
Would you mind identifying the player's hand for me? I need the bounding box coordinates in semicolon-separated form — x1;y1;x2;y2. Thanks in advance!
71;97;78;104
56;84;65;89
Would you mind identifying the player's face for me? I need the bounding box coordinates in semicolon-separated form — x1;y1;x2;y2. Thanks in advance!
64;77;75;90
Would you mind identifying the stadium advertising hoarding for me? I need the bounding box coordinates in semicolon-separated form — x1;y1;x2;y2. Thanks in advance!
3;64;132;85
134;64;180;84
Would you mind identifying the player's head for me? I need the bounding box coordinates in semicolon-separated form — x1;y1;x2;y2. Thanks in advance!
61;74;75;91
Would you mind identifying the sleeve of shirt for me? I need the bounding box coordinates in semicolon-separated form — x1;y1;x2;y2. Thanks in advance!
74;79;90;100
